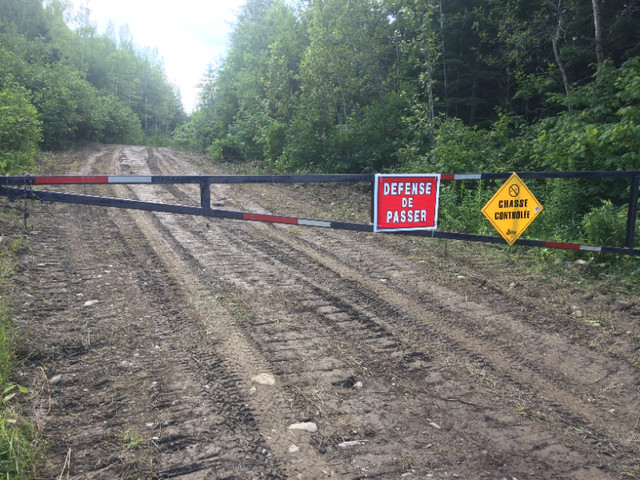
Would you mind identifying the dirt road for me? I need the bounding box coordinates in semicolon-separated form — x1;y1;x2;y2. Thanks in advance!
7;145;640;479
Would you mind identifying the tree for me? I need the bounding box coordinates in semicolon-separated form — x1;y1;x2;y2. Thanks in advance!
0;0;185;150
0;86;41;173
591;0;604;67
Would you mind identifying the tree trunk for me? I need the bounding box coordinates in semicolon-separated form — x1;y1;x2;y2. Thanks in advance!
591;0;605;68
425;50;436;124
439;0;448;116
551;0;571;109
469;61;478;125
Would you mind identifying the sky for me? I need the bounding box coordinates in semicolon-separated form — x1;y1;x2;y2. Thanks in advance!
70;0;248;114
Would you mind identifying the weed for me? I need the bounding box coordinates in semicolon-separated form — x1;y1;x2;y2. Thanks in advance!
122;426;144;450
0;412;38;478
0;210;41;479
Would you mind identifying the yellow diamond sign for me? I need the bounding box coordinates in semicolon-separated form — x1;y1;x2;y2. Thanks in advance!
482;173;543;245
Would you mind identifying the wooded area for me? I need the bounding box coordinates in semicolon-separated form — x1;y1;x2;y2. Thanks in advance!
175;0;640;173
0;0;185;173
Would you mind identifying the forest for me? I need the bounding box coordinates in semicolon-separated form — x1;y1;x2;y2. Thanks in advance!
0;0;185;174
1;0;640;250
175;0;640;173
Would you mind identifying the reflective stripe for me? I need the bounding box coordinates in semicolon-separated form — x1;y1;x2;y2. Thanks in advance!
244;213;298;224
299;219;331;228
545;241;579;250
108;176;152;183
35;176;108;184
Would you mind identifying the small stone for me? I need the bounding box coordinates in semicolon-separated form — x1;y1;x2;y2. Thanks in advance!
337;440;365;448
571;306;583;318
288;422;317;433
83;299;99;307
354;381;363;389
429;421;441;429
49;374;62;385
251;373;276;386
289;445;299;453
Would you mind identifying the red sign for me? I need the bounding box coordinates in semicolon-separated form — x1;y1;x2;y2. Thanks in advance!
374;174;441;232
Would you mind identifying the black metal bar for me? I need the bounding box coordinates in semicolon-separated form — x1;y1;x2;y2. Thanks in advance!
1;174;375;186
0;186;242;220
394;229;640;256
475;171;640;181
5;171;640;186
626;174;640;249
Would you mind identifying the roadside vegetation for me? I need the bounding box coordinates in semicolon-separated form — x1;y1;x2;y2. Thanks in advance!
0;208;39;479
0;0;185;176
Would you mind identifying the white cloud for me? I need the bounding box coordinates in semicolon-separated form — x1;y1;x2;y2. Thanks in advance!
72;0;247;113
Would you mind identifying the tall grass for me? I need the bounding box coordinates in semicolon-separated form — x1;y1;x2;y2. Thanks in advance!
0;221;39;479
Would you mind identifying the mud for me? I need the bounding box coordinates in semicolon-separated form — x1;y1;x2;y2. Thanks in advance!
5;145;640;479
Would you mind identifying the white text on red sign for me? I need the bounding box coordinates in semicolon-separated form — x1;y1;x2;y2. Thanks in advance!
374;174;441;232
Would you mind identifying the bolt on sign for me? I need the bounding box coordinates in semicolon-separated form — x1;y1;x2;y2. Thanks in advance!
481;172;543;245
374;174;441;232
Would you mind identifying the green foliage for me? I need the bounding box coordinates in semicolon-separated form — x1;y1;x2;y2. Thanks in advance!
0;410;38;479
97;95;144;145
530;59;640;173
0;230;39;479
582;200;631;248
0;312;13;391
438;182;494;234
0;0;184;152
122;426;144;450
181;0;639;175
0;86;41;173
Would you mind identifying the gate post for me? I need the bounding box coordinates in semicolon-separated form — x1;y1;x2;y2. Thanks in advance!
200;179;211;212
626;174;640;250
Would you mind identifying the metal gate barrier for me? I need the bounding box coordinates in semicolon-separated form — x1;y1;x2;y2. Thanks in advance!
2;171;639;256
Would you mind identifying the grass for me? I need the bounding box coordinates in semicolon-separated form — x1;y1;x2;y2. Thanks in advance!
1;305;39;480
0;207;41;479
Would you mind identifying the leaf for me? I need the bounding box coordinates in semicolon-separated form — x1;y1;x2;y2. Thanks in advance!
2;384;16;395
2;392;16;403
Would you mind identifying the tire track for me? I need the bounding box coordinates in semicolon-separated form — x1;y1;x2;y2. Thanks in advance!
20;146;289;479
100;146;635;478
107;147;345;479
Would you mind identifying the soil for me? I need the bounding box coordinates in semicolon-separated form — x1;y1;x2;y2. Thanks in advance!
2;145;640;479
